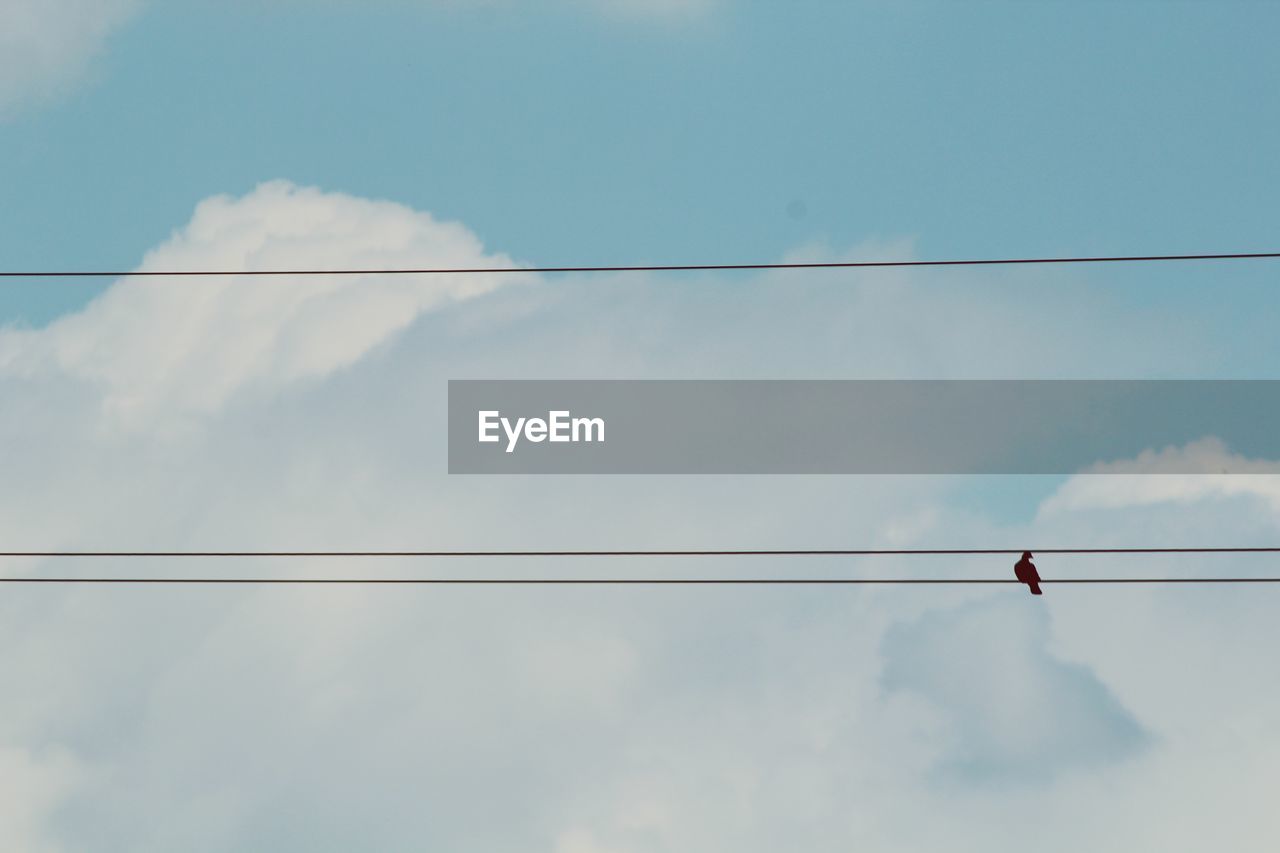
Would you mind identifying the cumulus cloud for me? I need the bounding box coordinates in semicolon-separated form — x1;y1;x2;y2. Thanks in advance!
0;180;525;428
0;746;84;852
556;828;628;853
0;0;138;115
881;596;1148;783
1039;437;1280;516
3;183;1280;850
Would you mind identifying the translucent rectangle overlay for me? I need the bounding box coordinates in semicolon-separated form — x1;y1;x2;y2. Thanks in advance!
447;380;1280;474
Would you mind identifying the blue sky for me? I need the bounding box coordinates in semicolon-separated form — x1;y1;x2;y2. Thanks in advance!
3;2;1280;851
3;0;1279;323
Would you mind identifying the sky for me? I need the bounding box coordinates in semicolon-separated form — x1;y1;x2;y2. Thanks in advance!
1;1;1280;850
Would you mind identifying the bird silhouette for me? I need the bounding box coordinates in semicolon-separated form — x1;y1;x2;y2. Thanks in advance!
1014;551;1043;595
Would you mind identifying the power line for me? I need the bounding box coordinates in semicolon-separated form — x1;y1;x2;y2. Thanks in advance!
7;549;1276;583
3;547;1279;557
1;577;1277;585
2;251;1279;279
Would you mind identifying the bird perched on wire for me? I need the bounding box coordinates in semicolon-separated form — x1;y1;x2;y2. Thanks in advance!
1014;551;1043;595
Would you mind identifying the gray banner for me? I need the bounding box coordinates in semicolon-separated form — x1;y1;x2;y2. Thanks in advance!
447;380;1280;474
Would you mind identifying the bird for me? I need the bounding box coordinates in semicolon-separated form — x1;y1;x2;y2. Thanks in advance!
1014;551;1043;595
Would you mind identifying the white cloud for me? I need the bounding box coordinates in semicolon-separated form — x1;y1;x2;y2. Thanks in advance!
2;184;1280;850
0;746;85;852
1039;437;1280;516
0;0;712;119
881;596;1148;782
0;0;138;115
556;828;629;853
0;180;525;429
